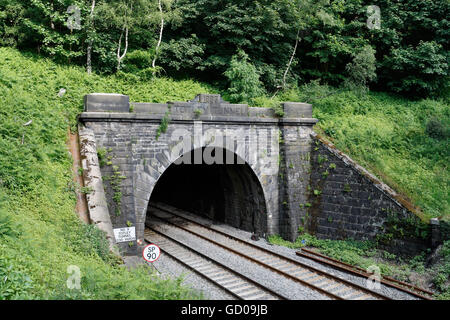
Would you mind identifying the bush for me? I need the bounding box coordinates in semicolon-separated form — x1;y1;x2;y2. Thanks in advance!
0;258;34;300
344;45;377;91
160;35;206;72
426;117;449;140
73;224;116;264
0;209;18;239
123;50;153;73
224;50;265;103
381;41;448;98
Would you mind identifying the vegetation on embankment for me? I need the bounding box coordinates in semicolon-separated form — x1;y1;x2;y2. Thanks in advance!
256;86;449;221
0;47;212;299
0;46;448;299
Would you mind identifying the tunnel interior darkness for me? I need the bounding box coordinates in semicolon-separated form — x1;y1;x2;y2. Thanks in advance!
148;147;268;236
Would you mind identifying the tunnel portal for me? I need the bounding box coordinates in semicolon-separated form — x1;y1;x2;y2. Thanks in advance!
148;148;268;236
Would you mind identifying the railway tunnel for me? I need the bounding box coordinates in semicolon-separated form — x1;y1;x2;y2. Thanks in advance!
147;147;268;236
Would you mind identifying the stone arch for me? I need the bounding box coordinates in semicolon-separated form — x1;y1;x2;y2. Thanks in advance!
134;145;271;241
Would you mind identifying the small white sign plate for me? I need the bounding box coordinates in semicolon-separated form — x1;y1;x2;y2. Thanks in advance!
113;227;136;243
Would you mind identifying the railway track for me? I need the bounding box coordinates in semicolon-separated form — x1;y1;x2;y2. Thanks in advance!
147;203;398;300
144;227;288;300
296;248;433;300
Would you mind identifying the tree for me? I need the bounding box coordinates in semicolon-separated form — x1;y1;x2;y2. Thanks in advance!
280;0;334;91
95;0;155;72
344;44;377;91
151;0;163;72
0;0;25;47
161;0;302;89
18;0;87;63
86;0;96;74
1;0;447;98
224;50;265;103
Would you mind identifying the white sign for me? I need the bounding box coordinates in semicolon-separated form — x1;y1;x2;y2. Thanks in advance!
113;227;136;243
142;244;161;263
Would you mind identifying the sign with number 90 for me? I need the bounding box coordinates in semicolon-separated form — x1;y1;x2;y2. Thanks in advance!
142;244;161;263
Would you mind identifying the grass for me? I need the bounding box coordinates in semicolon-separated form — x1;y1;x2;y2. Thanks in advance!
254;85;449;220
0;47;212;299
0;46;448;299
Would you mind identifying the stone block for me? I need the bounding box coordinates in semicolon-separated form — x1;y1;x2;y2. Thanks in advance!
249;107;276;118
132;103;169;114
282;102;313;118
84;93;130;112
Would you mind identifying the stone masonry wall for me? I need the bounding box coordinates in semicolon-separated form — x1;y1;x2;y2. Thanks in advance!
279;123;315;241
80;93;437;257
79;94;319;256
307;133;431;256
85;120;282;255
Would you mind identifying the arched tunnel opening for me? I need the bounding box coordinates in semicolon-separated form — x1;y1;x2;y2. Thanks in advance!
147;147;268;236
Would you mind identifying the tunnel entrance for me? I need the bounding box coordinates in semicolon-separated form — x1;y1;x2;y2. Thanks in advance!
148;148;268;236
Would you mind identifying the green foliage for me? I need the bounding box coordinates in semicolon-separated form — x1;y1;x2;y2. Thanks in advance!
1;0;447;99
0;203;19;239
165;0;304;88
0;258;34;299
66;223;116;264
103;162;127;217
271;235;450;296
123;49;153;73
344;45;377;91
97;148;107;167
291;82;448;219
268;233;377;264
385;212;430;240
193;108;203;117
160;35;205;72
343;184;351;193
0;0;25;47
0;47;209;300
94;0;160;72
18;0;86;63
382;41;448;98
224;50;265;103
433;241;450;296
156;108;171;140
426;117;450;140
268;233;412;280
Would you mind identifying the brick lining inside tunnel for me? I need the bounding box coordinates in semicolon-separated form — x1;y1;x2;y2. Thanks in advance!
148;147;268;236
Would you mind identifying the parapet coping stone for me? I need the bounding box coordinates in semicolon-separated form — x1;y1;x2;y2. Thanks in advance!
83;93;317;121
78;111;319;126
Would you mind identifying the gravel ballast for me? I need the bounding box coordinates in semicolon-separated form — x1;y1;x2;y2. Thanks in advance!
143;203;421;300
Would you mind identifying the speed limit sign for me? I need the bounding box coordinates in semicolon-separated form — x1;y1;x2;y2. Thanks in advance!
142;244;161;263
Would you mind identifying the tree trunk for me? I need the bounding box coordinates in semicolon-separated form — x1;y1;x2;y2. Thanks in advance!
152;0;164;75
117;26;129;71
282;28;301;90
87;0;96;75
